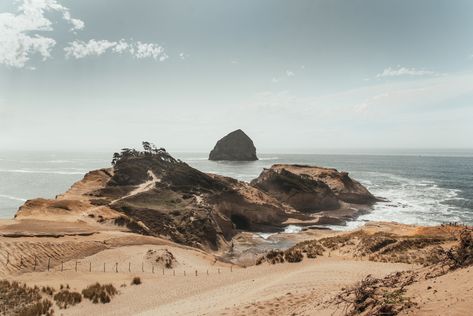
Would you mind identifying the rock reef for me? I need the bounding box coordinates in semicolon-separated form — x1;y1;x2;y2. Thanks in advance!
209;129;258;161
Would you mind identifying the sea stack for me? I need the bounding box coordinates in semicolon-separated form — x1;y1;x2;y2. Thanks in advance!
209;129;258;161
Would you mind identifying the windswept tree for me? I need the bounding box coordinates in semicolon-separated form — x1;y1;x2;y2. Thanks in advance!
142;141;152;155
111;143;174;166
111;152;121;166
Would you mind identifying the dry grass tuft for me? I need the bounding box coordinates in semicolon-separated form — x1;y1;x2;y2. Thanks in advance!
131;277;142;285
82;283;118;304
17;299;53;316
333;272;417;315
0;280;53;315
290;240;325;258
53;289;82;309
444;228;473;269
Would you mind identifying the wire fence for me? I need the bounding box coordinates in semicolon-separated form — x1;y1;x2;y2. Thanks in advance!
1;252;235;276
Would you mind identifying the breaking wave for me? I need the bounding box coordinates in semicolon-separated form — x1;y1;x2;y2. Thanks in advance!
0;169;86;175
0;194;27;202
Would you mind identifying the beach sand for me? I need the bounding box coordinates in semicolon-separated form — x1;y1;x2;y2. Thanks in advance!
1;221;472;315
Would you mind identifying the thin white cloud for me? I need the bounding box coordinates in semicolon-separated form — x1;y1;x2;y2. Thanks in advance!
271;69;295;83
64;39;116;59
1;0;168;68
0;0;84;68
64;39;168;61
377;66;435;78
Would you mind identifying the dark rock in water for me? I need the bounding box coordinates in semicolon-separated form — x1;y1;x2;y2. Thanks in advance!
209;129;258;161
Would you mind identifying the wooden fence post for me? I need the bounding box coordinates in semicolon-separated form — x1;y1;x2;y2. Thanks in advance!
61;261;63;272
47;257;50;271
75;261;78;272
103;262;106;272
218;268;220;274
89;261;91;272
142;262;144;272
6;252;9;265
129;262;131;272
115;262;118;273
162;268;164;275
230;265;233;272
33;256;37;271
195;270;198;276
173;269;175;276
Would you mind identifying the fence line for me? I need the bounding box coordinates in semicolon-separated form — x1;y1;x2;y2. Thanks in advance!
1;253;236;277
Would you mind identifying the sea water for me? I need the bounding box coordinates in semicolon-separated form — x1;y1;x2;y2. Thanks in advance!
0;150;472;229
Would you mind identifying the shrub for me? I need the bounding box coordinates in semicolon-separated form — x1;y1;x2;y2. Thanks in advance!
82;283;117;304
284;249;303;263
53;289;82;309
446;228;473;269
0;280;53;315
131;277;142;285
17;299;53;316
41;286;55;296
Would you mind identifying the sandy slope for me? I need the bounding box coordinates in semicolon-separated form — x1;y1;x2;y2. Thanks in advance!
1;221;472;315
9;245;411;316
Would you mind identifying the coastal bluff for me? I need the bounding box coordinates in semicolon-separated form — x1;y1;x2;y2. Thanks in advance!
209;129;258;161
14;145;377;251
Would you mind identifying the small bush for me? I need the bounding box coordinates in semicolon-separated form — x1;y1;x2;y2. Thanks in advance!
17;299;53;316
54;289;82;309
131;277;142;285
41;286;55;296
445;228;473;269
82;283;117;304
0;280;53;315
284;249;303;263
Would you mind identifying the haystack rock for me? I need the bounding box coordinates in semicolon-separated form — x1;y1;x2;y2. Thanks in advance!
209;129;258;161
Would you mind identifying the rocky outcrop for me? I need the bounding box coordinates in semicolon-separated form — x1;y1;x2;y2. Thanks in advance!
251;164;377;213
14;149;377;252
209;129;258;161
17;149;291;251
250;168;340;212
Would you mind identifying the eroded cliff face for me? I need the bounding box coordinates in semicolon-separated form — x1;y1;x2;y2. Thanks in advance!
209;129;258;161
14;152;377;251
251;164;377;212
250;168;340;212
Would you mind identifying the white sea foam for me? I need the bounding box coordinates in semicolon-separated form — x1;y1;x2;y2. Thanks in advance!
0;169;85;175
284;225;302;233
0;194;27;202
256;232;275;240
352;172;471;226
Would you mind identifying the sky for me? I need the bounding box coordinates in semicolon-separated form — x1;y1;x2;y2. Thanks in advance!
0;0;472;153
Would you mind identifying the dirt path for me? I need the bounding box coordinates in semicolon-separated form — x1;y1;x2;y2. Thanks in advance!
111;170;159;204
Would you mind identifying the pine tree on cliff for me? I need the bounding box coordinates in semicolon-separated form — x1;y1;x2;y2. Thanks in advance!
142;141;152;155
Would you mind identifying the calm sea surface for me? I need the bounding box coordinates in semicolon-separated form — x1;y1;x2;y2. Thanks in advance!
0;151;472;228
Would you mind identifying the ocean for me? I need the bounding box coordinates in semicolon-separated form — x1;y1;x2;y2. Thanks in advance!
0;151;472;228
